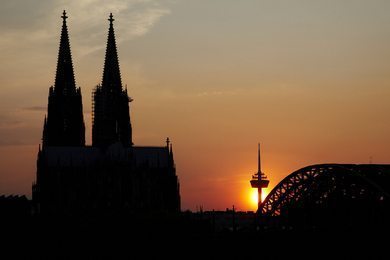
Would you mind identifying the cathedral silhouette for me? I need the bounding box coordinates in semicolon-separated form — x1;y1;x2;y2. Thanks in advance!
32;11;180;216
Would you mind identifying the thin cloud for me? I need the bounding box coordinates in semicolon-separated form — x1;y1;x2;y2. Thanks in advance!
128;8;171;37
0;0;175;56
0;120;23;129
196;89;243;97
23;106;47;112
0;139;24;146
60;0;173;56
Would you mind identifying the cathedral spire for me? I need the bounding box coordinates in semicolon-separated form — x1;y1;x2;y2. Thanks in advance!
54;10;76;95
92;13;132;148
101;13;122;91
44;10;85;147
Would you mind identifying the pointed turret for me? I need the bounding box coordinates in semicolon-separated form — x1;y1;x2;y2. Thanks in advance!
92;13;132;148
54;10;76;95
166;137;170;149
101;13;122;92
44;11;85;146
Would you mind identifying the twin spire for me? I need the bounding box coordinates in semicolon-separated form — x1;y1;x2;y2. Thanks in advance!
91;11;132;147
55;11;123;94
54;10;76;95
102;12;123;92
48;11;127;147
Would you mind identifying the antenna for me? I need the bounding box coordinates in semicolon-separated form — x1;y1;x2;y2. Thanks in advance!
250;143;270;217
258;143;261;174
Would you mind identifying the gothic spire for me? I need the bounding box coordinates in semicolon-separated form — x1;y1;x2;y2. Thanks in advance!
92;13;132;147
54;10;76;95
101;13;122;91
44;10;85;147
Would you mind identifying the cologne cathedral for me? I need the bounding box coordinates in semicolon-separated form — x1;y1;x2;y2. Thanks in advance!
32;11;180;216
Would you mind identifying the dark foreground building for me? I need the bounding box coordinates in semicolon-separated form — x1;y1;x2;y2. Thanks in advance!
32;11;180;216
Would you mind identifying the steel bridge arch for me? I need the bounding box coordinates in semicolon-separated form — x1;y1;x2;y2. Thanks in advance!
261;164;390;217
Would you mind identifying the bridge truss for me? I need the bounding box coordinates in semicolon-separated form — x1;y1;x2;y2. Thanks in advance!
261;164;390;219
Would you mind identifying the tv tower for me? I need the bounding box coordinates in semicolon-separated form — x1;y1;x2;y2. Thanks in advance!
250;143;269;214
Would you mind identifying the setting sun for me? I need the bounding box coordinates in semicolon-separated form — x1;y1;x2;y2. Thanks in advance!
249;188;270;208
250;189;259;206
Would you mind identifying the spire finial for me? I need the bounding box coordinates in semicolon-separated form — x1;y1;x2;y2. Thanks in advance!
166;137;170;148
101;12;122;90
108;13;115;25
61;10;68;22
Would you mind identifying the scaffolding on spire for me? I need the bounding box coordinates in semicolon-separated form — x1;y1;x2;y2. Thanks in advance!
92;13;132;147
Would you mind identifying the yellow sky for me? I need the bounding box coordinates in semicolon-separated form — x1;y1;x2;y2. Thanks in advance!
1;0;390;211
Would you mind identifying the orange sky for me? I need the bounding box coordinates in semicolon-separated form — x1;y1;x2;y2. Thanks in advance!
1;1;390;211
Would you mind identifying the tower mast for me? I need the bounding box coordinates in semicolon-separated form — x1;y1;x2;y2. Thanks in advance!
250;143;269;215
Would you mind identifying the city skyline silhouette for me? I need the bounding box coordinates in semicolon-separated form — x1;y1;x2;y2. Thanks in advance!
1;1;390;213
1;3;389;259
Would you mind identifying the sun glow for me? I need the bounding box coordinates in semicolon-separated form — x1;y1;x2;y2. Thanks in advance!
249;188;270;207
250;189;259;206
262;188;269;203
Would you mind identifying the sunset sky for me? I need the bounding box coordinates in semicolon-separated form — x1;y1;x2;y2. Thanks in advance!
1;0;390;211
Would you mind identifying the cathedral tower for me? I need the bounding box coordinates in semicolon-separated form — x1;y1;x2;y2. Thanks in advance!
33;12;180;216
92;13;132;148
43;11;85;146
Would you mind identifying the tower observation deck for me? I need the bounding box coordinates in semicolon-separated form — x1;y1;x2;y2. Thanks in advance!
250;143;269;214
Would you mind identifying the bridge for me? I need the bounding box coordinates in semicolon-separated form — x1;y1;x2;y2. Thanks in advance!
260;164;390;229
